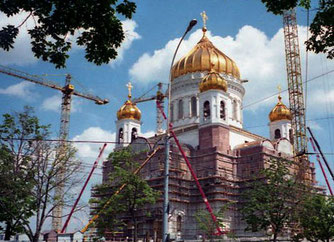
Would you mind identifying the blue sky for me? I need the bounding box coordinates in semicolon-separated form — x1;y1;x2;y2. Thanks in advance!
1;0;334;231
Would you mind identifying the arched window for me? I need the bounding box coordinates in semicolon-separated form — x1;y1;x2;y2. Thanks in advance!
275;129;281;139
177;215;182;232
191;96;197;117
203;101;210;120
118;128;123;144
170;103;174;122
131;128;137;142
220;101;225;120
232;99;237;120
178;99;183;119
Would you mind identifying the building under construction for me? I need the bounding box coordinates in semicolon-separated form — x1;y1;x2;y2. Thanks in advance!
88;17;322;241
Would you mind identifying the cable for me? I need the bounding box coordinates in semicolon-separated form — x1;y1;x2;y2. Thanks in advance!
0;137;159;145
242;69;334;109
245;116;334;130
304;7;309;124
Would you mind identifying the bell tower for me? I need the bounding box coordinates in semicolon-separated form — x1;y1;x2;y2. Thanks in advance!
115;82;142;149
269;87;292;141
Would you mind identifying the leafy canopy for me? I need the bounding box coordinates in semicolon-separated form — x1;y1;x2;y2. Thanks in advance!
90;148;160;239
0;0;136;68
0;107;49;239
241;158;306;242
297;194;334;242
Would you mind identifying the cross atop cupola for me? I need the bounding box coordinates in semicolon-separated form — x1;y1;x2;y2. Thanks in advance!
126;82;133;99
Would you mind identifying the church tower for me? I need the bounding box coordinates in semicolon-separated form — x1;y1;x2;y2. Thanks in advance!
198;62;230;152
269;92;292;141
115;82;141;149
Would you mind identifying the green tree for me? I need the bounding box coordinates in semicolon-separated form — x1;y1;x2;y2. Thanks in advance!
261;0;334;59
0;0;136;68
240;158;305;242
90;148;160;242
0;107;81;241
194;204;232;241
297;194;334;242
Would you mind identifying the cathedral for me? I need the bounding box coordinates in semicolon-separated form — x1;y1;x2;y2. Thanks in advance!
99;22;317;241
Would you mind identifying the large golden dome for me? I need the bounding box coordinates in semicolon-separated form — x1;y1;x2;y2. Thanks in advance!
117;82;141;121
171;28;240;80
199;66;227;93
269;95;292;122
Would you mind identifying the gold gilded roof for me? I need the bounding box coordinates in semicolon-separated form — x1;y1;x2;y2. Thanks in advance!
117;82;141;121
117;100;141;121
199;65;227;93
171;28;240;80
269;95;292;122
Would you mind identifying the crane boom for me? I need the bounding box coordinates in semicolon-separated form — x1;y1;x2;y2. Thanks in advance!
133;82;165;135
0;65;109;105
283;9;308;155
0;64;109;231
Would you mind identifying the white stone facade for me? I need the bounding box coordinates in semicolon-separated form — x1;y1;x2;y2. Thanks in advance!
269;119;292;141
115;119;141;148
170;72;245;130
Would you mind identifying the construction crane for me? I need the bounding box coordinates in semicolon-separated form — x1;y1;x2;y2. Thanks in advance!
283;9;308;156
0;65;109;231
132;82;165;135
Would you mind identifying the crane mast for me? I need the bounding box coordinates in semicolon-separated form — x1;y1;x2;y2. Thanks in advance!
283;9;308;155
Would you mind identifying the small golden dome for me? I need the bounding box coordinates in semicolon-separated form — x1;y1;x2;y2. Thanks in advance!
171;28;240;80
269;96;292;122
117;100;141;121
199;66;227;93
117;82;141;121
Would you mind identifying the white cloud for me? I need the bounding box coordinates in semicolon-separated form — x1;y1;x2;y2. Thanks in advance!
129;25;334;112
109;19;141;66
73;127;115;160
68;19;141;66
307;120;323;130
41;94;82;113
0;81;35;99
0;12;38;65
141;130;156;138
73;127;156;162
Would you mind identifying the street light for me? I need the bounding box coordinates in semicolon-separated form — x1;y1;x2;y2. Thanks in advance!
163;19;197;242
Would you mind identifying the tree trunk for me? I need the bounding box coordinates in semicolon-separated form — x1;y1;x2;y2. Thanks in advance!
32;231;40;242
272;232;278;242
4;221;12;240
134;219;138;242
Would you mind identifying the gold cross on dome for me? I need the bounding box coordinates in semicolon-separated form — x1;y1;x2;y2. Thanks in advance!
200;11;208;28
126;82;133;99
277;84;281;95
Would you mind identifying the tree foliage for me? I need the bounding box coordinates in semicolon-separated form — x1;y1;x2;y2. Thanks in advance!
90;148;160;241
261;0;334;59
240;158;306;242
195;204;232;241
0;107;81;241
296;194;334;242
0;0;136;68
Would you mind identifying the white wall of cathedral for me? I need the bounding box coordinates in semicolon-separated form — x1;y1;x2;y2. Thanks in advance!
199;89;229;126
230;129;257;150
170;72;245;129
115;119;141;148
269;120;291;141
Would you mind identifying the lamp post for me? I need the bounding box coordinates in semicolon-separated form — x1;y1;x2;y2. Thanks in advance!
163;19;197;242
